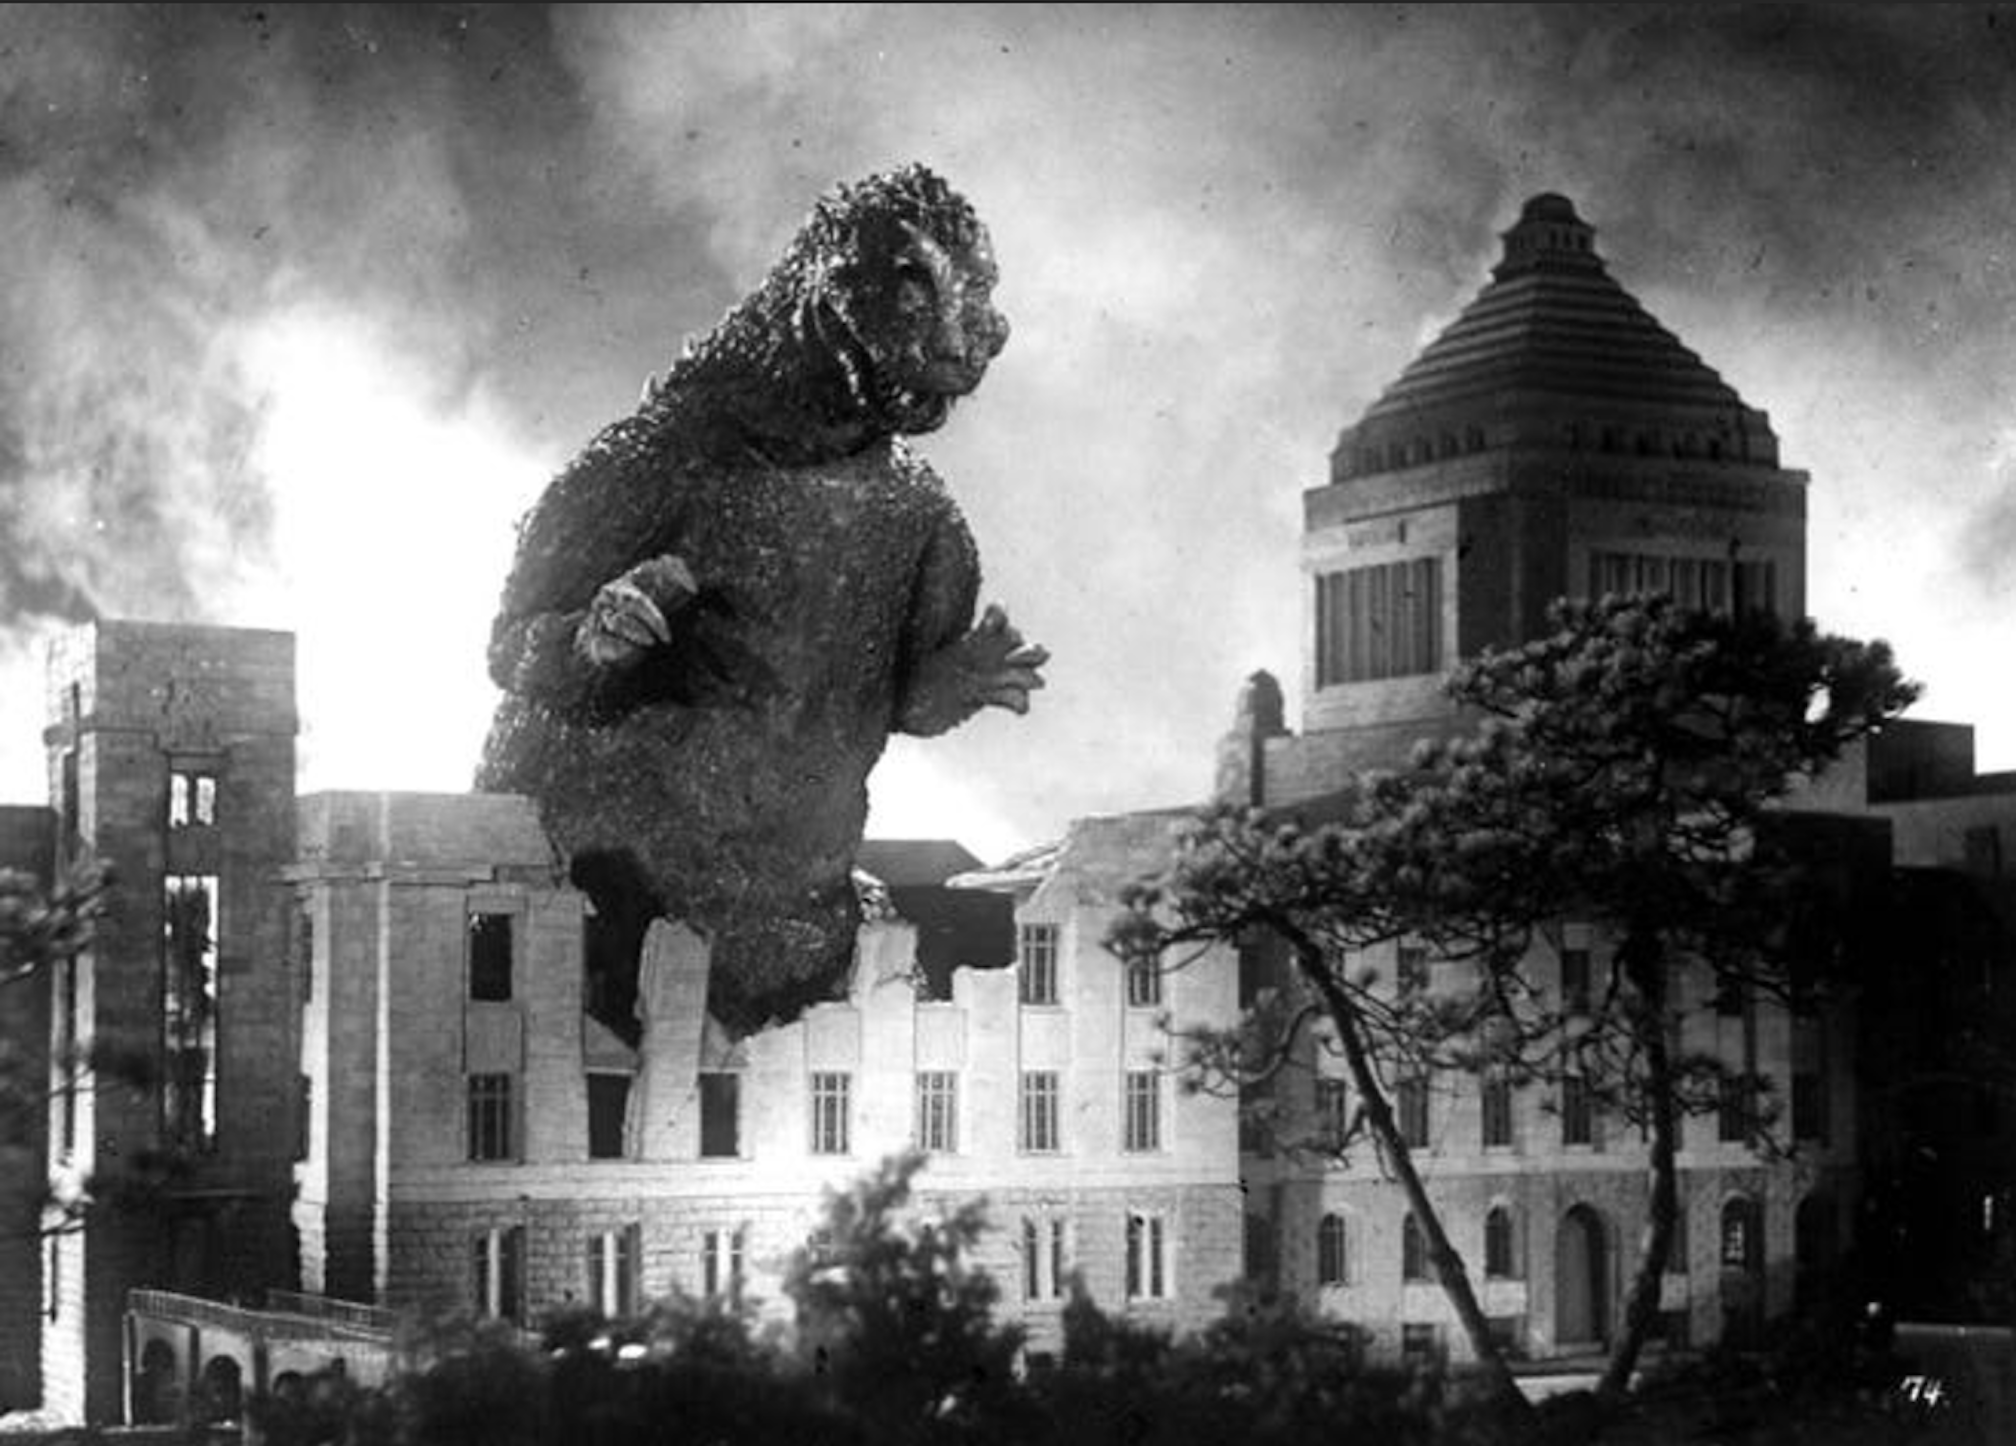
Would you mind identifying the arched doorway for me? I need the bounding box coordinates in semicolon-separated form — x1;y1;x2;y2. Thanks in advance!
196;1356;242;1424
133;1340;180;1425
1555;1204;1608;1349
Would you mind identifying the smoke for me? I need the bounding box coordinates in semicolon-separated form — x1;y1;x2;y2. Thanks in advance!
4;4;2015;846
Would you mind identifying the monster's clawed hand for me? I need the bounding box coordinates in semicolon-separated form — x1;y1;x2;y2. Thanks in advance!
577;554;699;668
899;603;1049;737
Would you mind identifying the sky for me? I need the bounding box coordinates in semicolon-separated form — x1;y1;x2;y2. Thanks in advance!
3;3;2016;862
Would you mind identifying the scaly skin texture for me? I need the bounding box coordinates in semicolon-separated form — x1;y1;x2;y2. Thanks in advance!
476;165;1045;1033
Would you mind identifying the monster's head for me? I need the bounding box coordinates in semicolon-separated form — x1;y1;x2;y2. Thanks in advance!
786;164;1010;435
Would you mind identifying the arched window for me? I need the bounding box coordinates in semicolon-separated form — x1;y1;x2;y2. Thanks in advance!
1485;1205;1517;1278
1318;1212;1349;1285
1401;1211;1429;1281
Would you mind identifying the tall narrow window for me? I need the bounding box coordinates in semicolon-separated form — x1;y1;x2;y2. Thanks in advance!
1718;1074;1749;1142
1125;953;1162;1008
468;913;514;1002
1314;557;1444;686
1484;1206;1517;1279
1792;1071;1828;1145
587;1073;632;1160
1019;924;1059;1005
163;874;220;1150
1317;1212;1349;1286
587;1225;639;1317
1124;1070;1161;1153
1021;1217;1068;1300
1481;1072;1513;1149
702;1226;745;1298
1317;1077;1351;1151
1401;1212;1429;1281
1244;1213;1276;1283
810;1072;851;1155
1560;947;1591;1014
1397;1073;1431;1148
472;1226;525;1322
467;1073;517;1161
699;1072;740;1157
1562;1076;1594;1147
54;955;78;1157
1397;945;1429;995
915;1070;959;1153
168;770;217;829
1125;1212;1168;1300
1020;1071;1060;1153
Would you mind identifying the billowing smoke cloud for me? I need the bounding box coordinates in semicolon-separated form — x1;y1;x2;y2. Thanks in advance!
4;4;2015;856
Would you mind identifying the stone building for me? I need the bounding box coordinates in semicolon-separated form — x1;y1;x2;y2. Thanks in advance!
285;791;1238;1352
0;633;1240;1421
1214;194;1852;1362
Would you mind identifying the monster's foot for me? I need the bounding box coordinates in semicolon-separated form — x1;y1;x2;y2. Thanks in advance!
898;603;1049;737
577;554;698;669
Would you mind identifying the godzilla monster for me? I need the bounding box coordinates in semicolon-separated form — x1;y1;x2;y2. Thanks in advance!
477;164;1045;1034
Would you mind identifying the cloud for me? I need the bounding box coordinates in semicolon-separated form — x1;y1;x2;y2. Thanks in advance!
5;3;2016;846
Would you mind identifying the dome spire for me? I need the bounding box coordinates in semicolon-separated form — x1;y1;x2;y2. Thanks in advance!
1493;192;1603;279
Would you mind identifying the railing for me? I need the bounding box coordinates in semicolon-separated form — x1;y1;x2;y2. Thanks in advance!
263;1290;400;1335
128;1288;396;1343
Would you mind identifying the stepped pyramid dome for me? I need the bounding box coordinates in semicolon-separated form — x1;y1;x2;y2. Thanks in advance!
1331;194;1781;483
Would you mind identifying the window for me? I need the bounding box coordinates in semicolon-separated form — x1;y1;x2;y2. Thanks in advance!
1124;1070;1161;1153
1021;1217;1069;1301
1560;947;1591;1014
1715;977;1747;1018
168;770;217;828
1792;1071;1827;1145
1487;1316;1524;1355
1481;1073;1513;1149
1402;1322;1441;1365
1718;1074;1749;1142
1732;559;1777;618
1397;1073;1430;1148
163;874;220;1150
810;1072;851;1155
1484;1206;1516;1279
915;1070;958;1153
1018;923;1059;1004
1317;1077;1351;1151
587;1073;631;1160
1020;1071;1060;1153
1402;1212;1429;1281
1562;1076;1594;1147
699;1072;740;1157
1397;945;1429;995
1125;953;1162;1008
1125;1212;1168;1300
586;1225;639;1317
472;1226;525;1322
1589;549;1746;615
702;1226;744;1298
54;955;78;1157
467;1073;516;1162
1317;1212;1349;1286
1721;1199;1760;1270
1314;557;1444;686
1244;1213;1276;1283
468;913;514;1003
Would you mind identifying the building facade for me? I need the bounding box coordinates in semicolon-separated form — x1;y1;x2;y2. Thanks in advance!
5;190;2013;1421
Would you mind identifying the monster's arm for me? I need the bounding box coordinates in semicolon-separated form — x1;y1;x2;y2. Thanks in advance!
894;503;1048;738
488;420;695;715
